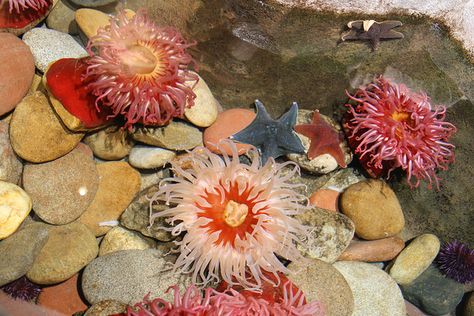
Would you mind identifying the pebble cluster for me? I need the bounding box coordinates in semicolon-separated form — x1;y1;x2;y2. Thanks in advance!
0;1;472;316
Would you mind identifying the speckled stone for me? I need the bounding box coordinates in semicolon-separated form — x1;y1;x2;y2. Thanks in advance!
83;126;134;161
288;259;354;316
82;249;190;305
400;264;464;316
128;145;176;169
0;181;32;239
288;109;352;174
0;223;49;286
0;122;22;184
23;147;99;225
389;234;440;285
120;185;173;242
99;226;156;256
22;28;88;73
27;222;98;285
46;0;79;34
296;206;354;263
334;261;406;316
78;162;141;236
184;73;219;127
132;121;203;151
84;300;127;316
9;92;85;163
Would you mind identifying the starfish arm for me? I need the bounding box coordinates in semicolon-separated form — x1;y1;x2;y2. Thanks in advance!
379;20;403;29
381;30;404;39
278;102;299;128
254;99;273;121
341;30;360;41
320;144;347;168
347;20;364;29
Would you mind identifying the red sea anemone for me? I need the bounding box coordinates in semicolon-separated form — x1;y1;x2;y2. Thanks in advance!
0;0;52;33
436;240;474;284
150;141;310;289
85;9;198;129
343;76;456;189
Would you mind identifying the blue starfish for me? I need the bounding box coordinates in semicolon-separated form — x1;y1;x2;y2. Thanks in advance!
230;100;305;165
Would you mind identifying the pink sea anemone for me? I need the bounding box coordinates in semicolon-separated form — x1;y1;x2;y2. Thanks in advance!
149;141;310;289
343;76;456;189
85;9;198;128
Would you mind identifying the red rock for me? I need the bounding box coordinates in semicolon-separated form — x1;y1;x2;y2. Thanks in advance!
203;108;255;155
37;274;88;315
338;236;405;262
309;189;340;212
0;1;53;35
0;33;34;116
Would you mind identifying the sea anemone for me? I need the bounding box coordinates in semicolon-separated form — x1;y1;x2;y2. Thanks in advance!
436;240;474;284
6;0;49;13
1;276;41;302
149;141;310;289
343;76;456;189
85;9;198;129
0;0;52;32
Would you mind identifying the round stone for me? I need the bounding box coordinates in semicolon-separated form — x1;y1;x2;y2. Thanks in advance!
334;261;406;316
46;0;79;34
296;207;354;263
340;179;405;240
75;9;135;39
288;259;354;316
69;0;118;8
83;126;134;160
338;237;405;262
184;73;219;127
9;92;85;163
27;222;98;285
203;108;256;155
23;147;99;225
0;122;22;184
84;300;127;316
78;162;141;236
0;33;35;116
0;181;32;240
128;145;176;169
99;226;156;256
309;189;340;212
0;223;49;286
389;234;440;285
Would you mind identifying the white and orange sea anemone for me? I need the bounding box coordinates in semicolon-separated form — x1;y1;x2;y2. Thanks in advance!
85;9;198;128
149;141;310;289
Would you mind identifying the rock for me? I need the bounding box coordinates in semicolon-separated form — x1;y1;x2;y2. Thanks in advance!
0;181;32;239
23;147;99;225
9;92;85;163
27;73;44;96
69;0;118;8
120;185;173;242
405;300;431;316
83;126;134;160
139;168;169;191
338;237;405;262
75;8;135;39
309;189;340;212
46;0;79;34
296;206;354;263
82;249;190;305
37;274;88;315
203;108;255;155
340;179;405;240
99;226;156;256
334;261;406;316
78;162;141;236
0;33;35;116
288;259;354;316
400;264;464;316
84;300;127;316
184;73;219;127
389;234;440;285
22;28;88;73
26;222;98;285
0;223;49;286
465;292;474;316
0;122;22;184
287;109;352;174
128;145;176;169
133;121;202;151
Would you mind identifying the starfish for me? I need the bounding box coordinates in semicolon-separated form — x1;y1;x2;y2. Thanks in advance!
294;111;347;168
230;100;305;165
341;20;404;51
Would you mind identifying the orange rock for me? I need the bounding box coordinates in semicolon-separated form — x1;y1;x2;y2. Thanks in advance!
203;108;255;155
309;189;340;212
338;236;405;262
37;274;88;315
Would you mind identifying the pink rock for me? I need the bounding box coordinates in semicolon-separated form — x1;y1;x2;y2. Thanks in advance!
37;274;87;315
0;33;35;116
309;189;340;212
203;108;255;155
338;236;405;262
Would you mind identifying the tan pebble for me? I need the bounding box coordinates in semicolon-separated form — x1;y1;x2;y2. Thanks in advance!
389;234;440;285
76;9;135;39
184;73;219;127
340;179;405;240
99;226;155;256
0;181;32;239
84;300;127;316
338;236;405;262
203;108;255;155
9;92;84;163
